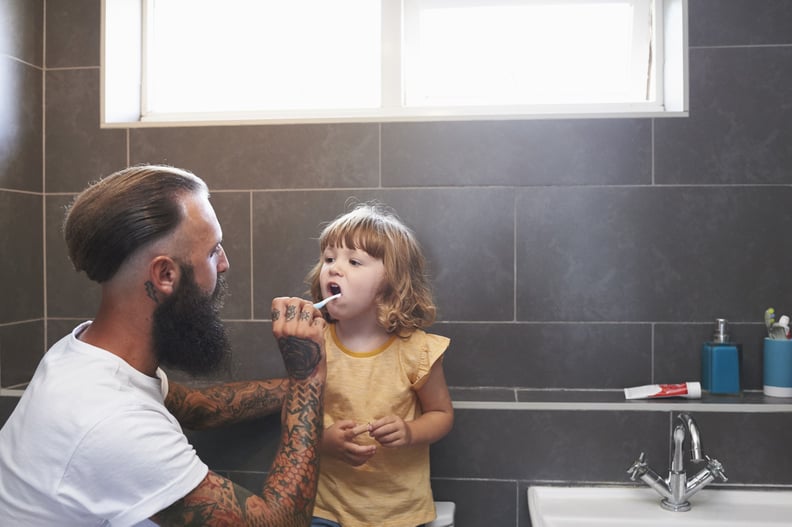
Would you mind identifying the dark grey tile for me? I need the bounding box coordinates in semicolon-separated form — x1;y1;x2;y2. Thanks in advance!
0;0;43;65
430;479;518;527
430;410;669;481
689;0;792;47
516;186;792;322
0;396;21;427
46;194;100;318
47;319;81;348
691;412;792;485
45;0;100;68
211;192;251;320
440;323;650;389
225;321;287;382
0;192;42;323
382;119;651;187
252;189;515;321
130;123;379;190
654;323;767;390
0;57;43;192
186;413;281;473
450;387;516;402
516;389;626;403
45;69;126;192
371;189;515;321
656;47;792;184
0;320;44;387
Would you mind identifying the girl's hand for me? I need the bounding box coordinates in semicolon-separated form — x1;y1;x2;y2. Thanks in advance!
323;420;376;466
369;415;412;448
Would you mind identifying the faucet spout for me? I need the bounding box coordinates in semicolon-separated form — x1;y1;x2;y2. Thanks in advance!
679;413;704;462
627;413;727;512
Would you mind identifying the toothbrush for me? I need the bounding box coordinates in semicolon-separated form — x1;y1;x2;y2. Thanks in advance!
313;293;341;310
765;308;776;336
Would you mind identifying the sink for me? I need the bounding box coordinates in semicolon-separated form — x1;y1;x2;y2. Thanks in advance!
528;485;792;526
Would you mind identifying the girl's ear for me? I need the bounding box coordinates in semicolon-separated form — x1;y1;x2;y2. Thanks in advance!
149;256;180;296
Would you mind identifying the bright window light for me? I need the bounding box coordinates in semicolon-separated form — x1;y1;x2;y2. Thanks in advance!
102;0;687;125
145;0;381;114
405;1;649;105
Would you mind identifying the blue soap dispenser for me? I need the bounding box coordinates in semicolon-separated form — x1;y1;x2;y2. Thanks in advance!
701;318;742;394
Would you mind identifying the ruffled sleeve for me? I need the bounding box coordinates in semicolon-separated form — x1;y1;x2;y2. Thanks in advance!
400;330;450;390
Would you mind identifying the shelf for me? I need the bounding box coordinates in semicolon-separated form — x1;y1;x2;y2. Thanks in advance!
449;388;792;413
5;386;792;413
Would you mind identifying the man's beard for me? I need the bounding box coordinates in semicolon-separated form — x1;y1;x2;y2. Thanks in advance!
152;264;230;375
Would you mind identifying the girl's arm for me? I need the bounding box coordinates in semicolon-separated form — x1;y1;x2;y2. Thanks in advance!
165;379;289;430
370;359;454;447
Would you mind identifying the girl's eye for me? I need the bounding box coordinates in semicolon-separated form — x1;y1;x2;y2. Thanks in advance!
350;259;361;266
324;256;335;264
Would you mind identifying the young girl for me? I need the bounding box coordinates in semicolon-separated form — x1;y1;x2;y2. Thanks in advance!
306;203;454;527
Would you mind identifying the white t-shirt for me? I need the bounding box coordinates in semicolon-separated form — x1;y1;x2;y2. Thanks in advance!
0;321;208;526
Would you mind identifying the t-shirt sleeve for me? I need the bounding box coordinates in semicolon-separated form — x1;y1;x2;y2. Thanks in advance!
57;408;208;527
403;332;450;390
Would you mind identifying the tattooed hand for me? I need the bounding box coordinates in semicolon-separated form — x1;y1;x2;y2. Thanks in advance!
271;297;327;382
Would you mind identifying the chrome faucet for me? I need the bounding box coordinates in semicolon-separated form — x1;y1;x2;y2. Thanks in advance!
627;412;727;512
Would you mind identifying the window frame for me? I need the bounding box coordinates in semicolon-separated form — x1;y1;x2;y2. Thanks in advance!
101;0;688;127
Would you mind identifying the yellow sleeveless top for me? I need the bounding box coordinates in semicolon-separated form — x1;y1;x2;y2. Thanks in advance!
312;324;450;527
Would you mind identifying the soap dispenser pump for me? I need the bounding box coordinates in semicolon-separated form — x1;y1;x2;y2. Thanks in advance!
701;318;742;394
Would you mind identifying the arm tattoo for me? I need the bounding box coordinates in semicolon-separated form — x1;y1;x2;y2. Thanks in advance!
153;379;325;526
278;337;321;380
165;380;289;430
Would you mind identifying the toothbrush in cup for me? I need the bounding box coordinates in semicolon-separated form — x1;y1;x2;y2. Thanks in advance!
313;293;341;310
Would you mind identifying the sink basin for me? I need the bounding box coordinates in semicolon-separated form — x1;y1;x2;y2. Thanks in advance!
528;485;792;526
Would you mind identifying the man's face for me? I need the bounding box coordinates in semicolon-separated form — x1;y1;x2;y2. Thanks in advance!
152;263;230;375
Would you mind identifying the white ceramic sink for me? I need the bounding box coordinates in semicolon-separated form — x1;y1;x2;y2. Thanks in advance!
528;485;792;526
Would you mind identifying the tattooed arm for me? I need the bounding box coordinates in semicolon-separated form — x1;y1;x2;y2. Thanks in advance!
165;379;289;430
151;297;326;527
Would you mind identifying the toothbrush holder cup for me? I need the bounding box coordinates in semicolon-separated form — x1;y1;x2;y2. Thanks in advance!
763;337;792;397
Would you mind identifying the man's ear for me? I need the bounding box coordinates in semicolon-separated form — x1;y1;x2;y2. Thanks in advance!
149;256;180;296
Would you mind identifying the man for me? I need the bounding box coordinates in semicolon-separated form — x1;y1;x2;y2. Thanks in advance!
0;165;326;526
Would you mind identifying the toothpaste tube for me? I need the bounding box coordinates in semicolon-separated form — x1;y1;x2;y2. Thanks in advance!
624;382;701;400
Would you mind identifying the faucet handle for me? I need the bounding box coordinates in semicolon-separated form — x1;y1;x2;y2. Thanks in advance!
627;452;648;480
705;455;728;482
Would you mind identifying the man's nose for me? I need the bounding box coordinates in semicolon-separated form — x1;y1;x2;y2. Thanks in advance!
218;246;230;273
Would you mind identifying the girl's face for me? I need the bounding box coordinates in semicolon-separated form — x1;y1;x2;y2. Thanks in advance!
319;244;386;322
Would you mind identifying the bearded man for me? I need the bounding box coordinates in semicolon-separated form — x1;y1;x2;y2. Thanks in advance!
0;165;326;526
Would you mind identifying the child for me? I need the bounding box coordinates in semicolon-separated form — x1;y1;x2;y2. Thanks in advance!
305;203;454;527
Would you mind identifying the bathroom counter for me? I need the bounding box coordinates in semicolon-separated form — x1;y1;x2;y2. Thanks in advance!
449;387;792;413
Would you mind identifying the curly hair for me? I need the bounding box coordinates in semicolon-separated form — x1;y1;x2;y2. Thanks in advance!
306;203;436;337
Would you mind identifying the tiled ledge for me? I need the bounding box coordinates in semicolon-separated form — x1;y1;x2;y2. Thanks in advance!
4;386;792;413
449;388;792;413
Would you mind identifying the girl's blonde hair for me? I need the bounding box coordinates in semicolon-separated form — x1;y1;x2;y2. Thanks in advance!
306;203;436;336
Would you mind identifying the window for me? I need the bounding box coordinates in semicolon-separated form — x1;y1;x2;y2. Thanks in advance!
102;0;688;126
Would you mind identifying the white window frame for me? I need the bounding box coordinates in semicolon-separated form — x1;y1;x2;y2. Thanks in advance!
101;0;687;127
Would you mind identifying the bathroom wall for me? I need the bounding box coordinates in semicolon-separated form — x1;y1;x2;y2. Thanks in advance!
2;1;792;526
0;0;44;389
